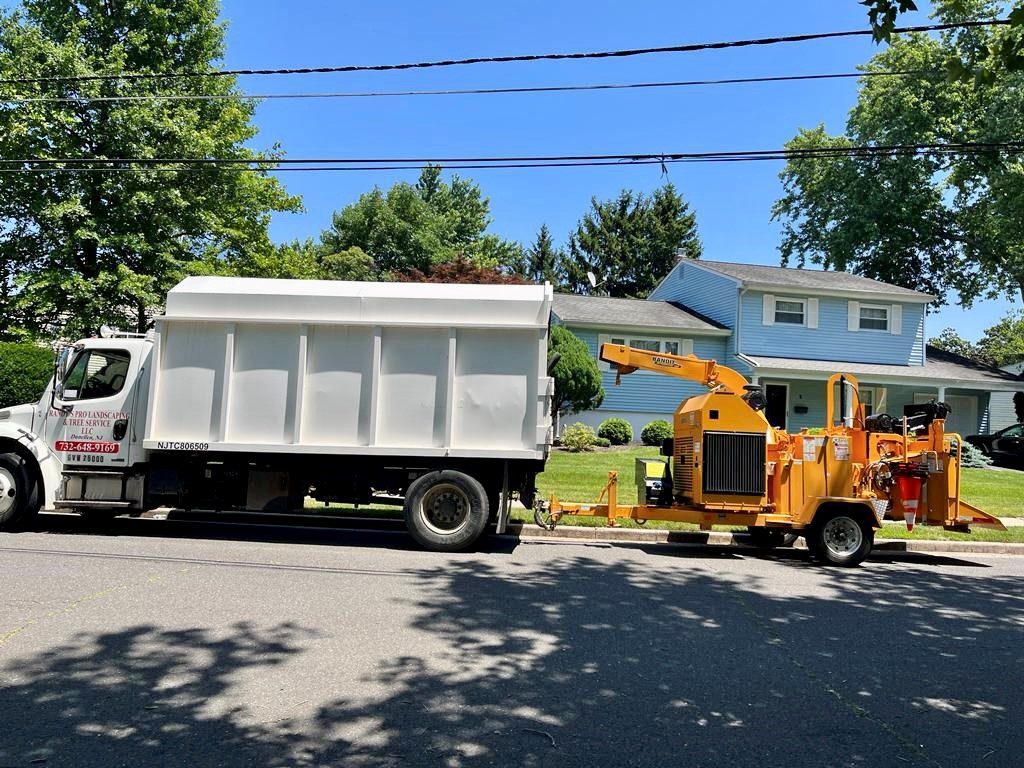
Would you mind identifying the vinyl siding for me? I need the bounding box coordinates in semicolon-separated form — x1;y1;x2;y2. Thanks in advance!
740;291;925;366
990;392;1021;430
566;325;730;415
648;260;738;328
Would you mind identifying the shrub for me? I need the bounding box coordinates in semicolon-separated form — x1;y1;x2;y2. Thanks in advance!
0;342;54;409
960;441;993;468
594;437;611;448
641;419;673;446
598;417;633;445
561;422;598;452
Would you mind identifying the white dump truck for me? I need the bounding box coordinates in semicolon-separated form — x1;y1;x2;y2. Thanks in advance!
0;277;554;551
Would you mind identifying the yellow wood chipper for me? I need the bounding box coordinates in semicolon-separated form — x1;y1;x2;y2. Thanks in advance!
535;344;1004;566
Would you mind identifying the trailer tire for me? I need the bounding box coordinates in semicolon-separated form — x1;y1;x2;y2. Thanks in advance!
0;451;39;531
807;508;874;567
404;470;489;552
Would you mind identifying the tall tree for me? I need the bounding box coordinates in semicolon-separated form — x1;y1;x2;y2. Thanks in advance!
526;224;565;287
564;183;701;298
860;1;1024;78
773;7;1024;306
0;0;300;338
320;165;523;278
929;311;1024;366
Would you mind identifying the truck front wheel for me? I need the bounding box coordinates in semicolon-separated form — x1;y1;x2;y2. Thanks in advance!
808;508;874;567
0;452;38;531
404;470;489;552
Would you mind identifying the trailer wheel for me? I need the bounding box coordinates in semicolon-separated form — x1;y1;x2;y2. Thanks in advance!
404;470;489;552
0;452;38;531
808;508;873;567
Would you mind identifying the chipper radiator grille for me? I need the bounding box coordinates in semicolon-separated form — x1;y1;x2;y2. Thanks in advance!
702;432;766;496
673;436;694;496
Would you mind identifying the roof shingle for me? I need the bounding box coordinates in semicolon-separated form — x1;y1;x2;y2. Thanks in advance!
552;293;728;333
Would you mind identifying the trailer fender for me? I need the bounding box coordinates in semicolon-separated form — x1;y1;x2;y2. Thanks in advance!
0;424;61;510
801;498;882;529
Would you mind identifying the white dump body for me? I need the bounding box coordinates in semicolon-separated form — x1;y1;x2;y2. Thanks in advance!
144;277;554;460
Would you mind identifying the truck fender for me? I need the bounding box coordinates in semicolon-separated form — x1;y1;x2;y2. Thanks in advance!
0;425;62;510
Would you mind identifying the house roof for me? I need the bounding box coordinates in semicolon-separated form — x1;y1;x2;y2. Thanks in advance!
689;260;934;302
552;293;729;334
742;346;1023;390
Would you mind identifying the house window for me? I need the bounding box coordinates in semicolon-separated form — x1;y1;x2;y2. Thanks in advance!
859;305;889;332
859;387;887;417
774;299;805;325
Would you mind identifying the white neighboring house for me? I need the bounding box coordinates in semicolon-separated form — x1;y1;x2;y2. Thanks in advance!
989;361;1024;430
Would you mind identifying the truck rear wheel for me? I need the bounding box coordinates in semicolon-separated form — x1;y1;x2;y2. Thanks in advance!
0;452;38;531
404;470;489;552
808;508;873;567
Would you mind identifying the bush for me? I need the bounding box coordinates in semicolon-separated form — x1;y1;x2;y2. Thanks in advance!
641;419;673;446
0;342;54;409
561;422;598;452
598;417;633;445
960;441;993;468
594;437;612;448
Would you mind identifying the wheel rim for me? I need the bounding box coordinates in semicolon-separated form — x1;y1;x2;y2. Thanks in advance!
419;483;471;535
0;467;17;517
822;516;863;557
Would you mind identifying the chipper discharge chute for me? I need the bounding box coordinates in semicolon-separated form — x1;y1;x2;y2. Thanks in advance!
535;344;1003;567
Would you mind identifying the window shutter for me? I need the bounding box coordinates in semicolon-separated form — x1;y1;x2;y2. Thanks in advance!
679;338;694;356
807;298;819;329
876;387;887;413
598;334;610;371
762;294;775;326
890;304;902;335
848;301;860;332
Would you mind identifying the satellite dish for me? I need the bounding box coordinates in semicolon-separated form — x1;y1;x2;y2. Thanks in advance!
586;271;599;288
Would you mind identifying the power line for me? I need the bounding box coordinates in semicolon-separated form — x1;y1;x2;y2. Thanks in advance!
1;140;1020;173
0;20;1008;86
0;70;927;104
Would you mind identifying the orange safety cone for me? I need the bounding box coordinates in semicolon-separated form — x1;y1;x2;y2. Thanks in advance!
895;471;925;531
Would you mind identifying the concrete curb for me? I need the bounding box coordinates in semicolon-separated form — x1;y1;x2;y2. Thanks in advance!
503;522;1024;556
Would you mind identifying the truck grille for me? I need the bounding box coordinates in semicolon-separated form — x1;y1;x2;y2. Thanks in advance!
702;432;765;496
673;436;694;497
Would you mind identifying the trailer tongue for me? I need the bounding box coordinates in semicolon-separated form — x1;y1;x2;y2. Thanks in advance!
536;344;1003;566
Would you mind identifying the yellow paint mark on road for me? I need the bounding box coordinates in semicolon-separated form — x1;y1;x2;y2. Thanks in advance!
0;565;195;650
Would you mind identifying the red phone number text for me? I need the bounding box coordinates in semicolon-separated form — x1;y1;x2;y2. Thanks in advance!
55;441;120;454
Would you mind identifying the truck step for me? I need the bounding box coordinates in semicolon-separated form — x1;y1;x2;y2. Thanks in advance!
54;500;133;509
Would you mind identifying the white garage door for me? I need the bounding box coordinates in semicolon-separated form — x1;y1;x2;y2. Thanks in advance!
915;393;978;436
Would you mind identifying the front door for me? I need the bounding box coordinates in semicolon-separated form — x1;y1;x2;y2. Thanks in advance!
765;384;788;430
41;346;139;469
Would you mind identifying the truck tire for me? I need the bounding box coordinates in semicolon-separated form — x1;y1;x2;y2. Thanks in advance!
404;470;489;552
0;452;39;531
807;508;873;567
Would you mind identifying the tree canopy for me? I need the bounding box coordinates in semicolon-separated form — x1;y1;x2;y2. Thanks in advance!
773;7;1024;306
930;310;1024;366
319;165;524;279
525;224;566;288
563;182;702;298
0;0;300;338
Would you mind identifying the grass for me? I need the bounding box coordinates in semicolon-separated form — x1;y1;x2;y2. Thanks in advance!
303;445;1024;541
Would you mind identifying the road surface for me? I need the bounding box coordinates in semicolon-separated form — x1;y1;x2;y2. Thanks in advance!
1;515;1021;767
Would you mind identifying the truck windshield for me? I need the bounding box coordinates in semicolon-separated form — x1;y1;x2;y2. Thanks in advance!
61;349;131;401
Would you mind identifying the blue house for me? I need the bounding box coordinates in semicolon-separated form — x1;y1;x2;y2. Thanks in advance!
552;258;1023;438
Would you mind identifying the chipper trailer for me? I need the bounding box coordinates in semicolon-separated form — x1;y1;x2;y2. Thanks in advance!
534;343;1004;566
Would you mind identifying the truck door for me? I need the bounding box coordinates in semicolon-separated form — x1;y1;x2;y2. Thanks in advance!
44;347;139;469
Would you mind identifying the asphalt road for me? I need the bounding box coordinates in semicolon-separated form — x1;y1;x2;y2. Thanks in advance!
1;515;1022;768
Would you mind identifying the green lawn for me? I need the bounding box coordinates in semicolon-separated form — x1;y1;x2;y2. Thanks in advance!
959;468;1024;517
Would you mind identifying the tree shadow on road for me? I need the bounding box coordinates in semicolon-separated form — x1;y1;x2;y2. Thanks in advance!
1;552;1020;767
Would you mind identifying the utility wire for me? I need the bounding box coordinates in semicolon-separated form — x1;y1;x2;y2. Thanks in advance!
0;70;926;104
1;141;1020;173
0;20;1008;86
